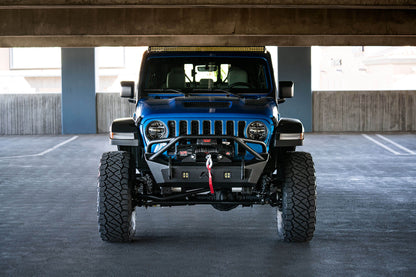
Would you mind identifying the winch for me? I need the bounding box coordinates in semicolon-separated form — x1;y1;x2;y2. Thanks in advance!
175;139;234;162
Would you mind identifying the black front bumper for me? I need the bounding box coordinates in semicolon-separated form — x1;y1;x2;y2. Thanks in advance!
145;135;269;187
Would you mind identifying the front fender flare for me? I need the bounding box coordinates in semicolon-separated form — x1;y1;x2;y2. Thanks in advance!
274;118;304;147
110;118;139;146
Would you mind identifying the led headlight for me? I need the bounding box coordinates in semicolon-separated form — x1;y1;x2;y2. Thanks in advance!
146;120;167;140
247;121;267;141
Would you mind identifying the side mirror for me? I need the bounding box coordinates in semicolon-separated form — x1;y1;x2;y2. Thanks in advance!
279;81;294;99
120;81;135;98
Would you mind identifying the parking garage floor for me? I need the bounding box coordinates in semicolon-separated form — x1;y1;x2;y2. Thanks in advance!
0;133;415;276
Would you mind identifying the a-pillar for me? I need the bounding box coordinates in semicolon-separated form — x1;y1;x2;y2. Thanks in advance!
61;48;96;134
278;47;312;132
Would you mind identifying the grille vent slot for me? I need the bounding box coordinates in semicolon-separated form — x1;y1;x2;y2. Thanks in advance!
214;121;222;135
191;121;199;135
226;121;234;136
179;120;187;135
168;121;175;138
203;121;211;135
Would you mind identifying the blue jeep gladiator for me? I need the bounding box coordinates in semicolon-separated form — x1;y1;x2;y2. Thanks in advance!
97;47;316;242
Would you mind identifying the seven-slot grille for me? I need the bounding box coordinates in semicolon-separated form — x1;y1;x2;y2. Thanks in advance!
167;120;247;138
167;120;248;155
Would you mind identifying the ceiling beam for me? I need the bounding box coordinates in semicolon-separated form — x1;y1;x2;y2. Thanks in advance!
0;0;415;9
0;6;415;47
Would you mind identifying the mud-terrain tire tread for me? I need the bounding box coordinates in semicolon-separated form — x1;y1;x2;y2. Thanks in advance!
98;151;135;242
278;151;316;242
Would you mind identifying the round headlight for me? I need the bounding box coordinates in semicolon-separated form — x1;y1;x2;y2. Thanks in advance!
146;120;167;140
247;121;267;141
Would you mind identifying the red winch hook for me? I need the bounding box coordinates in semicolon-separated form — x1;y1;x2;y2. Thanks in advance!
206;154;214;194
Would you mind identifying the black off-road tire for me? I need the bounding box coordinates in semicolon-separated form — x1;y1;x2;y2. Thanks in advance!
97;151;136;242
277;151;316;242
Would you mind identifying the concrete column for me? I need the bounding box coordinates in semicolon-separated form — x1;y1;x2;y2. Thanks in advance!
278;47;312;132
61;48;96;134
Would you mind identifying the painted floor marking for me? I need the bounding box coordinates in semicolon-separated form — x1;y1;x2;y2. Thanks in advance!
362;134;401;155
376;134;416;155
362;134;415;155
0;136;78;159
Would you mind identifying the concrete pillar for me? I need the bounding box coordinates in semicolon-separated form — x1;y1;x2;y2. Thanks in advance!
278;47;312;132
61;48;96;134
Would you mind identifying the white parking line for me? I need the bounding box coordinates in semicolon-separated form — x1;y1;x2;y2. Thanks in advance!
362;134;415;155
376;134;416;155
362;134;401;155
0;136;78;159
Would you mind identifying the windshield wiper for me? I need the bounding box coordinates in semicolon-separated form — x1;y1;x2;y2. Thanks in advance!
162;88;187;95
145;89;189;97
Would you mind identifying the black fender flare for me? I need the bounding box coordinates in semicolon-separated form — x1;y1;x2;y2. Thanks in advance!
110;118;139;146
274;118;304;147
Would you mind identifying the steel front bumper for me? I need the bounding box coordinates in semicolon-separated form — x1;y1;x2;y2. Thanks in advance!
145;135;269;187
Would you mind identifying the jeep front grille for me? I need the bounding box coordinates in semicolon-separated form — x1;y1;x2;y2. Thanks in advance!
167;120;247;138
165;120;249;155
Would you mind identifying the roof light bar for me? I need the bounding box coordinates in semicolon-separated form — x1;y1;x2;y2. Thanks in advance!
149;46;265;52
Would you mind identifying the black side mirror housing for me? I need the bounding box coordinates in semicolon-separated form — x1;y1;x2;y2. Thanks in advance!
279;81;294;99
120;81;135;98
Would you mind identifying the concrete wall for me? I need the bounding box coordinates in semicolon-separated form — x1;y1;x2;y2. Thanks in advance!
0;93;61;135
1;91;415;135
0;92;134;135
96;93;136;133
313;90;416;132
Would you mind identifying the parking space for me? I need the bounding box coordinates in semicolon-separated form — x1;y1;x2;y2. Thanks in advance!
0;133;415;276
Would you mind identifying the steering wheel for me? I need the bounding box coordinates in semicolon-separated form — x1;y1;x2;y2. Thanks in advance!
229;82;252;88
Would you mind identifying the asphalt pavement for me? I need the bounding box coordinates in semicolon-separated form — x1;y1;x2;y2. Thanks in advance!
0;133;415;276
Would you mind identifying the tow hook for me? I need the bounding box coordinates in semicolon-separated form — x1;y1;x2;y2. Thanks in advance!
206;154;214;194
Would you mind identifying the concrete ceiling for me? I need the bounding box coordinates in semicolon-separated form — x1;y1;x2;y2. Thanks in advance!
0;0;415;47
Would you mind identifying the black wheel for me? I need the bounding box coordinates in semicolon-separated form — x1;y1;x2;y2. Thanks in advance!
97;151;136;242
277;151;316;242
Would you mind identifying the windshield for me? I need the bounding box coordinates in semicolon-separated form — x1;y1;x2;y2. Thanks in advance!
142;57;271;96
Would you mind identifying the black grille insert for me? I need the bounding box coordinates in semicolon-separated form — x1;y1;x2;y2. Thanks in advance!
214;121;222;135
191;120;199;135
168;121;175;138
238;121;246;156
179;121;187;135
203;121;211;135
226;121;234;136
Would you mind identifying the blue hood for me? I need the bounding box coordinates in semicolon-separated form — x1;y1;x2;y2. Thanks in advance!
136;96;277;122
